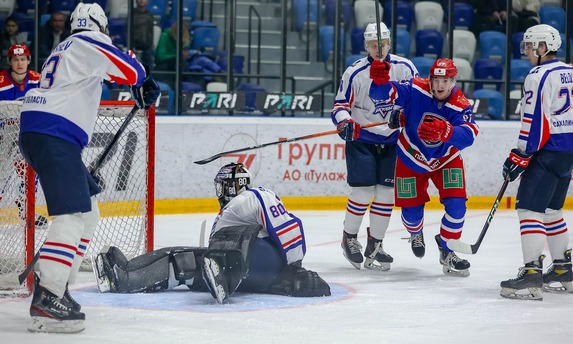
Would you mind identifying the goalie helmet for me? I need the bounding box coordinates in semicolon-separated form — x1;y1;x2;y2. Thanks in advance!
214;163;252;208
521;24;561;54
70;2;109;35
8;44;30;61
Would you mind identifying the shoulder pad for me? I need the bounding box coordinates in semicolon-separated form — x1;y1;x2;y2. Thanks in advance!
0;71;11;87
448;89;471;108
412;77;430;90
28;71;41;80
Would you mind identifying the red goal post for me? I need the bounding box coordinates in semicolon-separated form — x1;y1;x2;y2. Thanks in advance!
0;100;154;295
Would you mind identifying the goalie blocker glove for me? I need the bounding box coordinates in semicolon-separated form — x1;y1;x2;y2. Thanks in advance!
130;64;161;109
337;118;361;141
503;148;532;182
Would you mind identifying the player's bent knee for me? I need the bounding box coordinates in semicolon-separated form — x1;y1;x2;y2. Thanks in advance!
442;197;466;219
401;205;424;223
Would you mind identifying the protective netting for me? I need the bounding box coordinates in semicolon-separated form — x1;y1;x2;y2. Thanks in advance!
0;101;154;294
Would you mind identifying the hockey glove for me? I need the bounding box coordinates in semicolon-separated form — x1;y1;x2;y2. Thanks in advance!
388;109;406;129
503;148;532;182
130;65;161;109
418;117;453;142
337;118;361;141
369;60;391;85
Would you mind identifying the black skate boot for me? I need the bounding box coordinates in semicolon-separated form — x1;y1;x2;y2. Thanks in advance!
408;231;425;258
500;255;545;300
202;256;229;304
28;274;85;333
341;231;363;269
543;249;573;293
62;284;81;312
364;228;393;271
435;234;470;277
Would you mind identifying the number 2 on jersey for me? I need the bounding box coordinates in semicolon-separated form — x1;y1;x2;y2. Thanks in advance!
555;86;573;116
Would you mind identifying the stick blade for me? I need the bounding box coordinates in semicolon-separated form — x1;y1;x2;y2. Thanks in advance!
194;155;220;165
446;239;476;255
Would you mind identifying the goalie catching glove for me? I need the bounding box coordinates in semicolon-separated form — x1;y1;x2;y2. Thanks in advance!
130;64;161;109
503;148;532;182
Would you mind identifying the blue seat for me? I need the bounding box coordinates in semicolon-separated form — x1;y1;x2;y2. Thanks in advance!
293;0;318;32
473;89;504;119
557;33;569;59
474;58;503;90
395;28;411;57
181;82;203;92
156;81;174;113
190;20;217;31
191;27;219;51
415;29;443;58
350;27;365;54
237;83;267;112
17;0;48;13
108;18;127;47
148;0;169;18
410;56;434;78
345;54;364;67
453;3;474;30
384;1;414;31
49;0;75;13
510;59;533;89
539;6;565;33
319;26;345;62
479;31;507;63
512;32;524;59
324;0;353;31
170;0;198;23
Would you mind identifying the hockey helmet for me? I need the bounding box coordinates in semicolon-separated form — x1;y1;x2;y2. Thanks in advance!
214;163;252;208
363;22;391;42
521;24;561;55
429;58;458;79
8;44;31;61
70;2;109;35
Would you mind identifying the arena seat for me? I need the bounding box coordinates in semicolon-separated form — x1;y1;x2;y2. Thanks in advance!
473;89;504;119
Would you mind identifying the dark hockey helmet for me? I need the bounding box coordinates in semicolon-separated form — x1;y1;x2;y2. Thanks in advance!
214;163;252;208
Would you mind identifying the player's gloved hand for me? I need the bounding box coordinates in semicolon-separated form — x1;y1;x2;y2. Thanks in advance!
388;109;405;129
130;65;161;109
337;118;361;141
370;59;391;85
418;117;453;142
503;148;532;182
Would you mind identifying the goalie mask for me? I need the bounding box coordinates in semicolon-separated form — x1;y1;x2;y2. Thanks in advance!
214;163;252;208
70;2;109;35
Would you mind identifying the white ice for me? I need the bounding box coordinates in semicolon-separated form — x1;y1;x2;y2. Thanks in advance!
1;210;573;343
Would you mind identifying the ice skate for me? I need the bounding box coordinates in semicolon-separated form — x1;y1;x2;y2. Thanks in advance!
500;255;544;301
28;274;85;333
408;231;425;258
543;249;573;293
364;227;393;271
202;256;229;304
435;235;470;277
341;231;363;269
92;246;118;293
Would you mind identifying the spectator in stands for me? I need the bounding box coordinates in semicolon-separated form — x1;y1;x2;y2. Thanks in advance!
39;12;71;63
132;0;155;67
472;0;509;35
511;0;541;33
0;16;28;70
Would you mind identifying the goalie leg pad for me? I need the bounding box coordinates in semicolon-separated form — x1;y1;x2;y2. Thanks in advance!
208;224;261;273
268;265;331;297
171;248;207;281
202;249;245;296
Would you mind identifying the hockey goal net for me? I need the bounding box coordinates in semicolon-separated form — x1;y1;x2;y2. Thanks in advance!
0;100;154;295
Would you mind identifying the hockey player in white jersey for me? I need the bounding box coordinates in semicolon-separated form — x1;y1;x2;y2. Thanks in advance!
92;163;330;303
331;22;419;270
500;24;573;301
18;3;160;333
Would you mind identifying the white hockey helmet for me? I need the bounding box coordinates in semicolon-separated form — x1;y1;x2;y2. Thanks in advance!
214;162;252;208
521;24;561;54
70;2;109;35
364;22;391;43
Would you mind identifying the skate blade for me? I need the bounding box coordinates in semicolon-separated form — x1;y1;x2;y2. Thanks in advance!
91;254;111;293
203;258;227;304
442;265;470;277
500;287;543;301
28;317;85;333
364;258;391;271
543;281;573;294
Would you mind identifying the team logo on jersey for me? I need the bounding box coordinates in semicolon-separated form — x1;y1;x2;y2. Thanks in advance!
371;98;394;117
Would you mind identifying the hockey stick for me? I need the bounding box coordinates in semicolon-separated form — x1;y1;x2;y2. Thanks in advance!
0;105;141;288
374;0;383;59
446;177;510;255
194;121;388;165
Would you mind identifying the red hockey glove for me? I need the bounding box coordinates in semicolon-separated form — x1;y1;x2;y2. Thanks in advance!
418;117;453;142
388;109;406;129
370;60;391;86
503;148;532;182
337;118;361;141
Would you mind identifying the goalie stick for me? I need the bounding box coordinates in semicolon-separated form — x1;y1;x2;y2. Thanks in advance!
0;105;141;288
194;121;388;165
446;177;510;255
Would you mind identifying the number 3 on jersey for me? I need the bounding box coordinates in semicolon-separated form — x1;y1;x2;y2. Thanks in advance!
41;55;61;89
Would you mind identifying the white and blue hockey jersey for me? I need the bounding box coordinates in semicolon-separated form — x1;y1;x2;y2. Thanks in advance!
20;31;146;148
212;187;306;265
518;59;573;154
331;54;419;145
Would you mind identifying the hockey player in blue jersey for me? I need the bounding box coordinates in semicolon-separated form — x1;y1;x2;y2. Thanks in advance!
18;3;160;333
0;44;39;101
91;163;330;303
369;58;479;277
332;22;418;271
500;24;573;301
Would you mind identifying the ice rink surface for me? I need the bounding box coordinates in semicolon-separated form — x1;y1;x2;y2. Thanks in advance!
1;209;572;343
